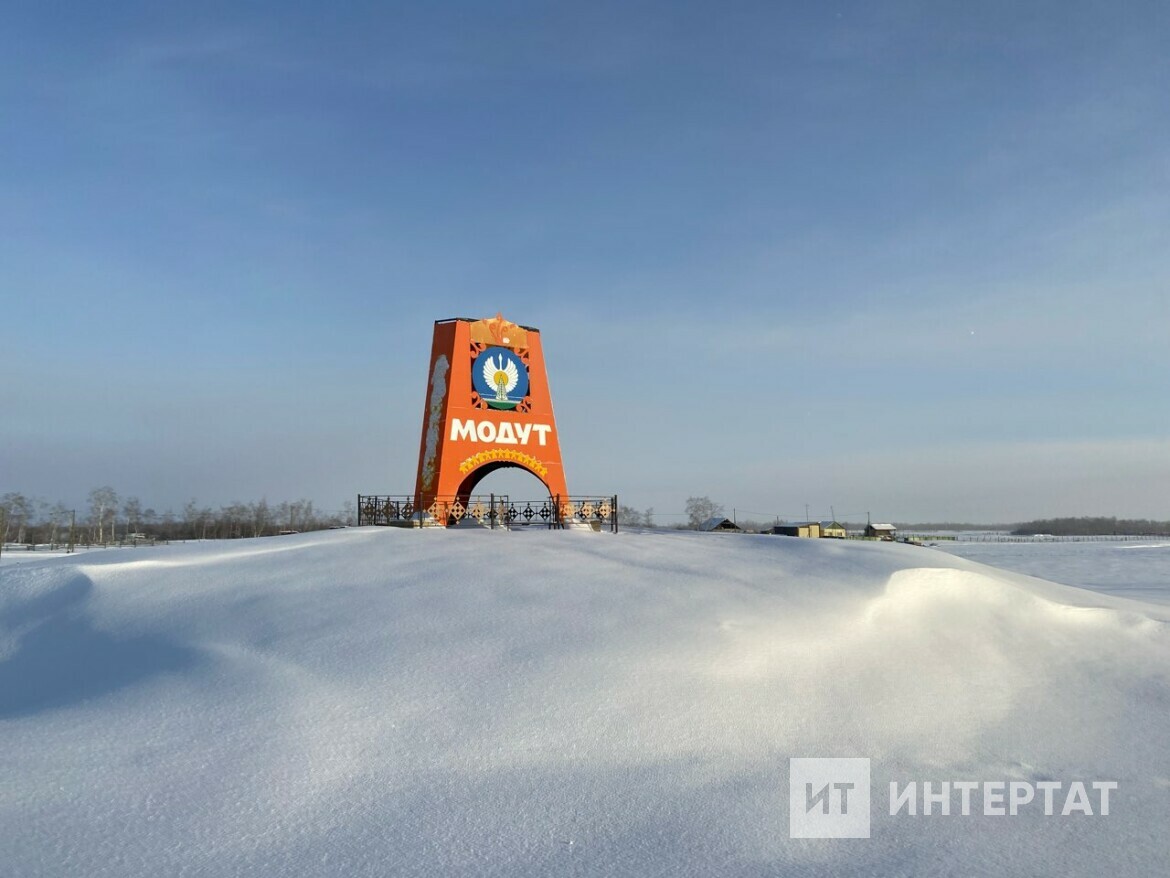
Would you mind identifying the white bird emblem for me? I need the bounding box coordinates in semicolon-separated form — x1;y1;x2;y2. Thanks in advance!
482;353;520;401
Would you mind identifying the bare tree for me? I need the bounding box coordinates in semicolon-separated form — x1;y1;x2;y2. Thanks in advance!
88;486;119;545
249;499;270;538
685;496;724;530
183;499;200;538
122;496;143;536
618;505;643;527
1;493;33;544
282;499;314;532
31;498;48;544
297;499;314;531
220;502;248;539
3;494;19;544
47;502;70;547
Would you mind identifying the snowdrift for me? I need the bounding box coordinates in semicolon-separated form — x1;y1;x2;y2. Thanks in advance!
2;529;1168;876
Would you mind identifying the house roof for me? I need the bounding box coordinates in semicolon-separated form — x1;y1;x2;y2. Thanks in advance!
869;523;897;530
700;517;741;532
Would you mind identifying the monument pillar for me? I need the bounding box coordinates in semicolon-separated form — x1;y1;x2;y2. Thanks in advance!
414;314;569;520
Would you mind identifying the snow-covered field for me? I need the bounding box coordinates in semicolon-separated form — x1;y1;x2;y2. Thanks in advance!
934;539;1170;605
2;528;1168;876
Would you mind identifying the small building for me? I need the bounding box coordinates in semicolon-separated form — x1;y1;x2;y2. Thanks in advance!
700;517;743;532
772;521;822;538
819;520;847;539
865;522;897;541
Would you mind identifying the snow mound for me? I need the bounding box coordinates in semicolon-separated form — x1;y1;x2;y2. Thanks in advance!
2;529;1167;876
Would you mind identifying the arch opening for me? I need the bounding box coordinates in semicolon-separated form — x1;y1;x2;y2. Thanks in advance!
456;461;553;503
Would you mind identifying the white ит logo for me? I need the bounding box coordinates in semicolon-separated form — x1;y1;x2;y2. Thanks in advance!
789;758;872;839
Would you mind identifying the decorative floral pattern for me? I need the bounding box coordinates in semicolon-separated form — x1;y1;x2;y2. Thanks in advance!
468;312;528;348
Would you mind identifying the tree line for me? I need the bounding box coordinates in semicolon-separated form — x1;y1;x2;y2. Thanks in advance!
1011;517;1170;537
617;498;822;532
617;497;723;529
1;487;356;547
3;490;729;543
618;497;765;530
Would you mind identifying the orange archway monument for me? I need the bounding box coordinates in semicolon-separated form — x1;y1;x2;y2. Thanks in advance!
414;314;569;519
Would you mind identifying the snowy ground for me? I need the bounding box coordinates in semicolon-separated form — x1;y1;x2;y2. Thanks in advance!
2;528;1168;876
0;546;109;566
933;539;1170;606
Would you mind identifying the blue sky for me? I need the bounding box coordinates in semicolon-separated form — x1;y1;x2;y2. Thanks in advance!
2;1;1168;523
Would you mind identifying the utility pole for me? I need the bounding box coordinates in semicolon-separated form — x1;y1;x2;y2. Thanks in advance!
68;510;76;554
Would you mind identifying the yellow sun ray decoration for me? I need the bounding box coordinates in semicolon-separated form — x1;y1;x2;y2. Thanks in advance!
457;449;549;480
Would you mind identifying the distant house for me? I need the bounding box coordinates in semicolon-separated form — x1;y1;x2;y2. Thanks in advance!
772;522;822;538
700;517;743;532
819;520;847;539
865;523;897;540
